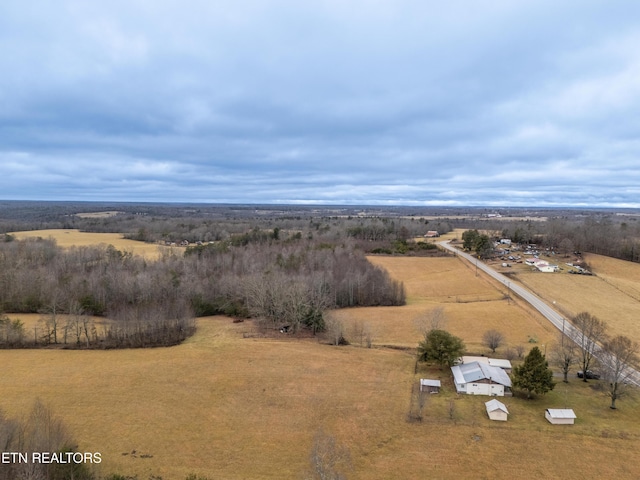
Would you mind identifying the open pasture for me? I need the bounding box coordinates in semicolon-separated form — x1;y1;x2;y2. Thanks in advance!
1;314;639;479
9;229;171;259
338;256;556;352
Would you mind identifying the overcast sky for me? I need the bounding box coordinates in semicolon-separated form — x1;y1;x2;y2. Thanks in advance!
1;1;640;207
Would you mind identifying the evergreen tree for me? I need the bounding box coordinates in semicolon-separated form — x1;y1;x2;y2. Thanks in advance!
512;346;555;399
417;329;465;368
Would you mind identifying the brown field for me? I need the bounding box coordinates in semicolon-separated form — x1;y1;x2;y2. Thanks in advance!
507;253;640;344
74;211;123;218
9;229;172;259
2;234;640;478
345;256;556;352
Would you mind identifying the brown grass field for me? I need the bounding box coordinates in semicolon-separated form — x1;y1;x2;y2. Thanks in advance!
9;229;171;259
2;236;640;478
507;253;640;344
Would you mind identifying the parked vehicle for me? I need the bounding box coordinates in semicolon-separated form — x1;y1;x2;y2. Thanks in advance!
577;370;600;379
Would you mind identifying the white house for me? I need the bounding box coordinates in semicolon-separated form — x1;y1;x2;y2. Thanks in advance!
451;361;512;396
537;264;559;273
485;399;509;421
525;258;547;267
545;409;576;425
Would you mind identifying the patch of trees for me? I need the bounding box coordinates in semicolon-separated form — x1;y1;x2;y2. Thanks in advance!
499;215;640;264
461;229;493;258
0;234;404;347
549;311;639;409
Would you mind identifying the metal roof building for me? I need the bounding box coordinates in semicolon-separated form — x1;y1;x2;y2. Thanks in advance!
451;361;512;396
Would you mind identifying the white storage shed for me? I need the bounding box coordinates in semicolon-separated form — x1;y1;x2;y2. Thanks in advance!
485;399;509;421
545;409;576;425
419;379;441;394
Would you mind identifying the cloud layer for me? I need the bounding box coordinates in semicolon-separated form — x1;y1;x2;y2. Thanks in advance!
2;1;640;206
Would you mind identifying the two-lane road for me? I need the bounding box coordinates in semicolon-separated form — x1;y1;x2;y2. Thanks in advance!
438;240;640;387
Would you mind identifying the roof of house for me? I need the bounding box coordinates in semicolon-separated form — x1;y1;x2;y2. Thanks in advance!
526;258;548;266
485;399;509;414
546;409;576;419
461;356;512;369
420;379;441;387
451;361;512;387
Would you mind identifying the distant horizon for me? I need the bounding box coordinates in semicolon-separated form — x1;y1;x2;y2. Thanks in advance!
1;198;639;213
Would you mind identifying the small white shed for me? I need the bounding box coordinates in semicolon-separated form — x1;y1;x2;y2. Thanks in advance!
420;379;441;394
545;409;576;425
485;399;509;421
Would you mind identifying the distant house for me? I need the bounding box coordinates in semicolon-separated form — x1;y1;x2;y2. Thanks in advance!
424;231;440;238
451;361;512;396
525;258;547;267
485;399;509;421
537;264;559;273
420;379;441;394
545;409;576;425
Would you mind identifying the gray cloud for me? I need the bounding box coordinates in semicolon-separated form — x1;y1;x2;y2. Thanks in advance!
1;1;640;206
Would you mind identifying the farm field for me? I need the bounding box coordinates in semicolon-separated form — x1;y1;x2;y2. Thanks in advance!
507;253;640;344
2;236;640;478
3;314;639;479
9;229;171;259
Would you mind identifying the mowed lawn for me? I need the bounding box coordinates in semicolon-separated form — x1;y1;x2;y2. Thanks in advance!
1;251;640;478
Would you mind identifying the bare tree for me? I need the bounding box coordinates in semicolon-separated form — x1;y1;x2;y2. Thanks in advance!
406;383;427;423
414;307;447;339
16;399;74;480
363;323;374;348
503;347;517;361
599;335;639;409
349;320;366;347
305;430;351;480
324;312;347;346
549;332;578;383
482;329;504;354
558;238;575;258
573;311;608;382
